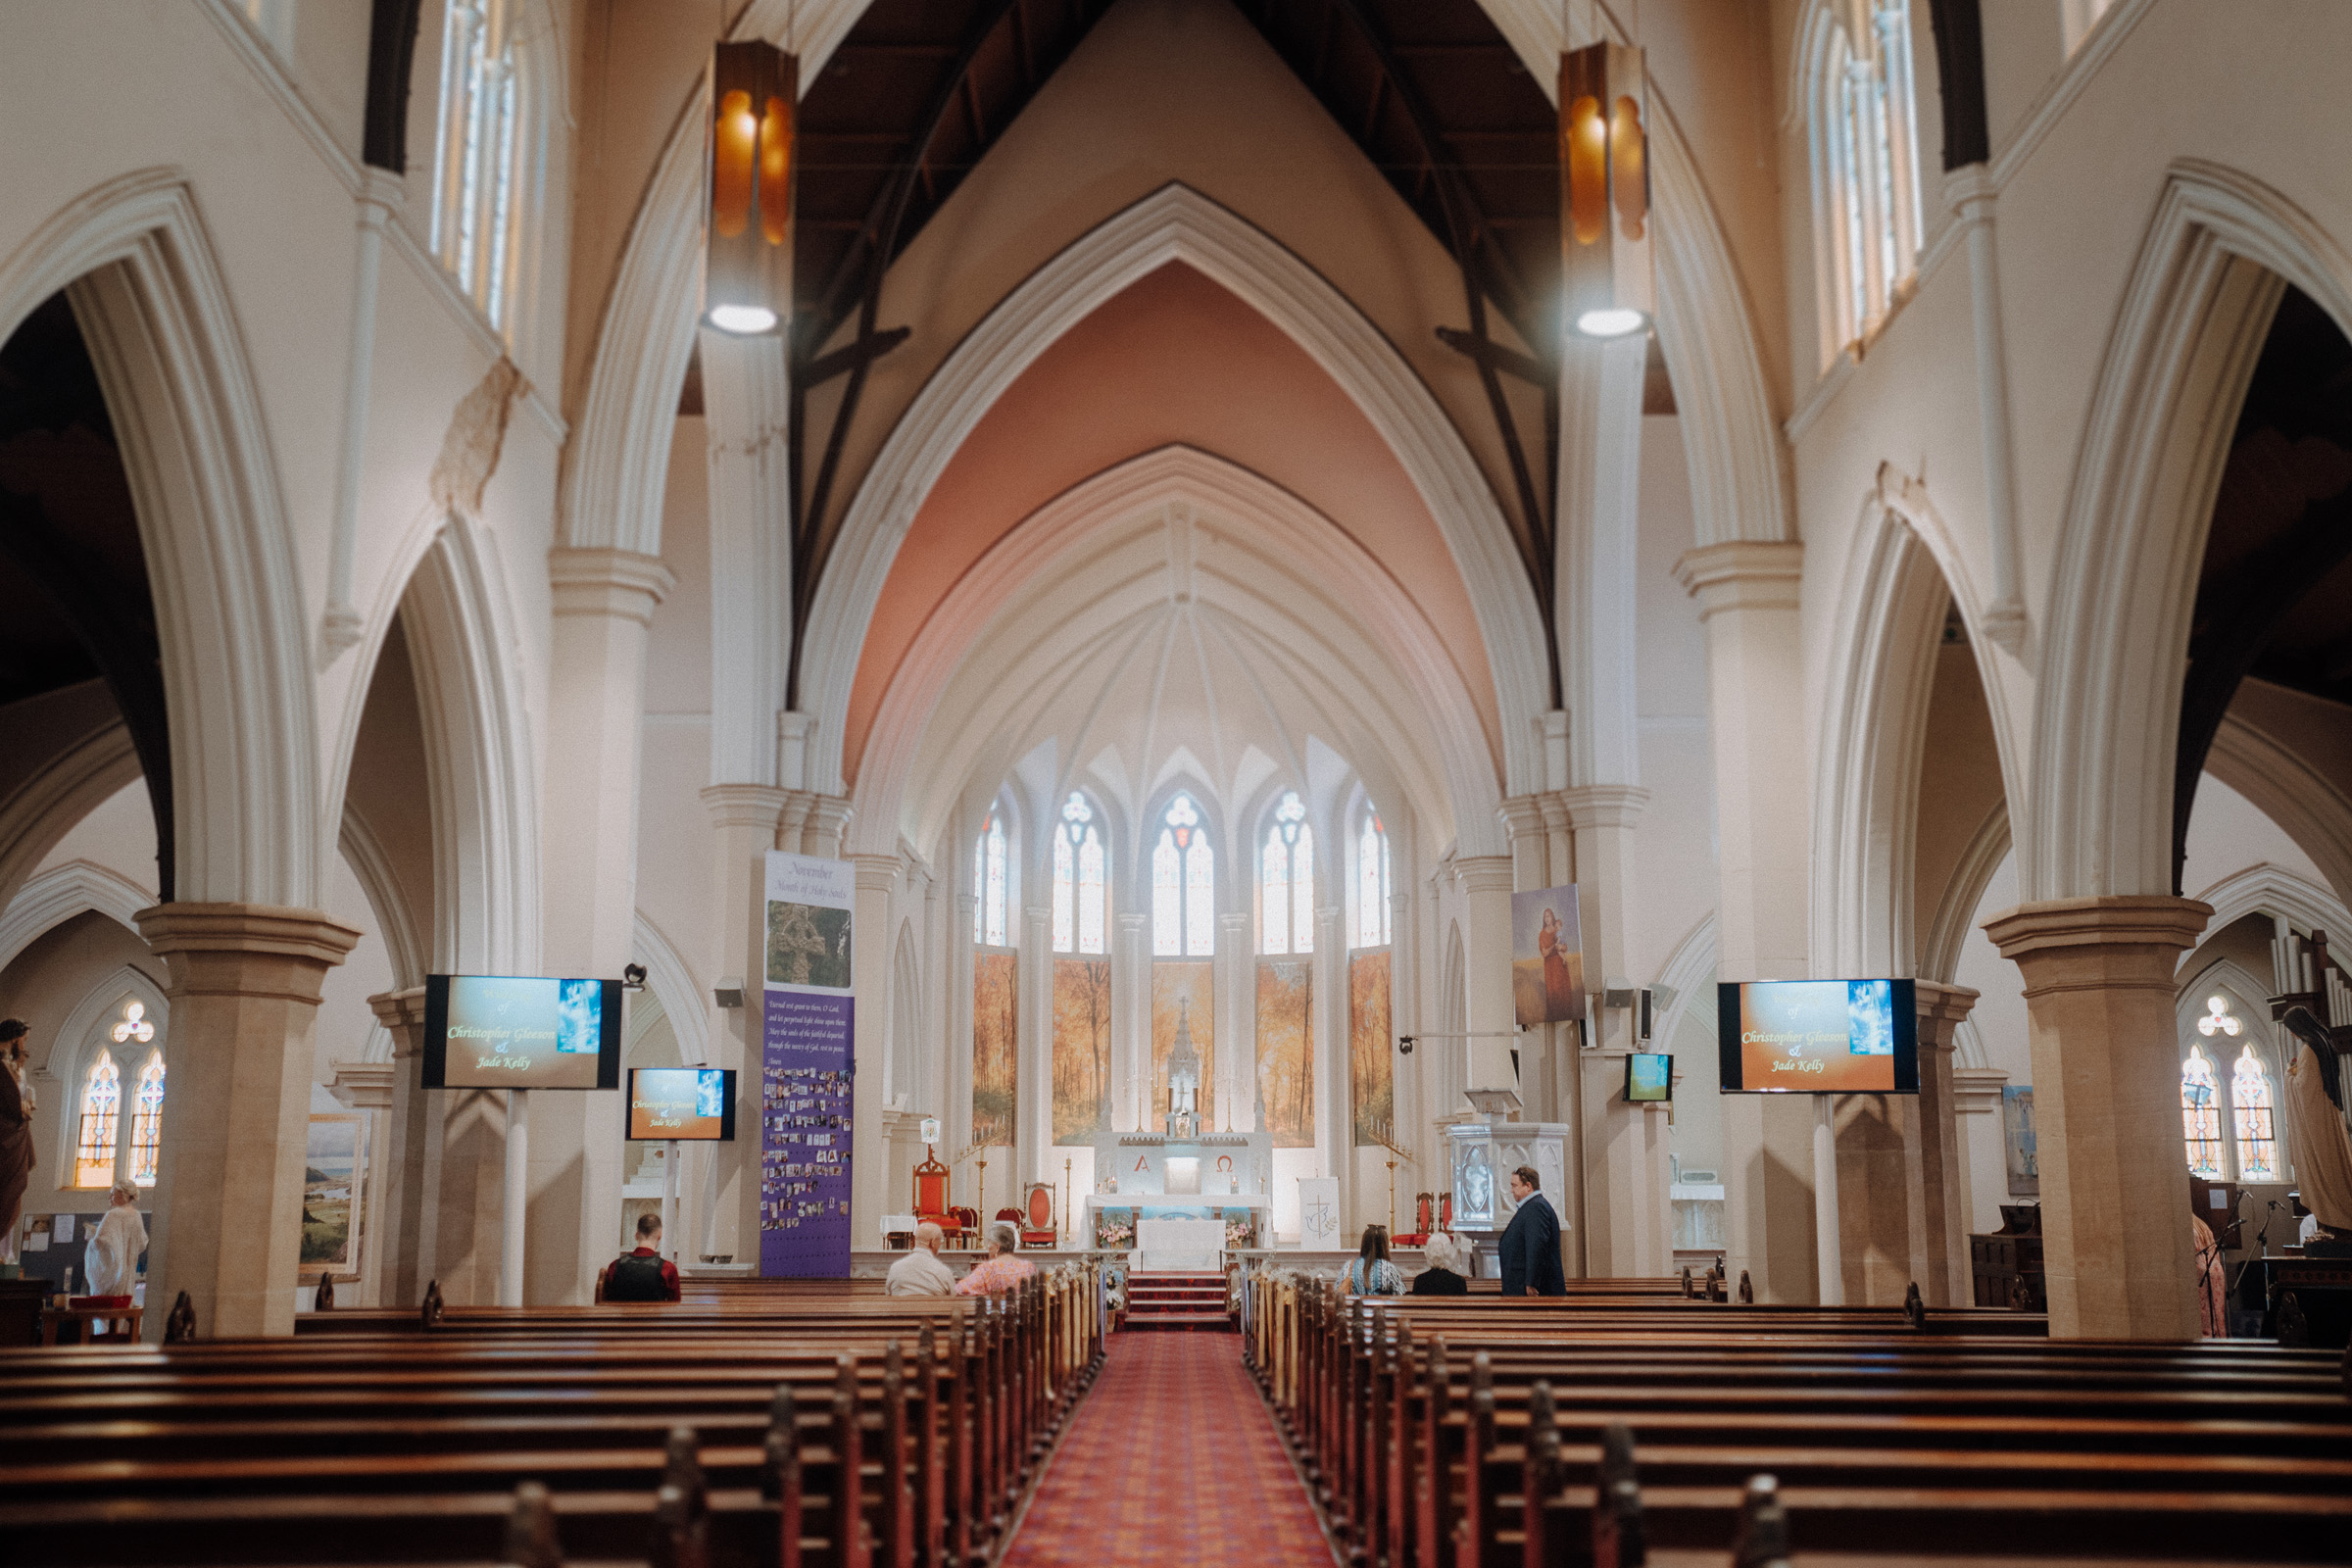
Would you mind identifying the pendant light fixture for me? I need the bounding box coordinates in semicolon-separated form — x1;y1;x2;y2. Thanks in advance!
704;39;795;335
1560;39;1652;339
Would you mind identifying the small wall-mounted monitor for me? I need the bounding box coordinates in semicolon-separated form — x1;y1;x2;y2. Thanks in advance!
626;1067;738;1141
1717;978;1919;1095
1624;1052;1673;1103
421;975;622;1091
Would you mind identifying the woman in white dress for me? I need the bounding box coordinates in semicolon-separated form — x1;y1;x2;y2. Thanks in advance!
83;1183;147;1299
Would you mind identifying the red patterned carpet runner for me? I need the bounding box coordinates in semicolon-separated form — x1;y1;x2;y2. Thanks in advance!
1000;1332;1337;1566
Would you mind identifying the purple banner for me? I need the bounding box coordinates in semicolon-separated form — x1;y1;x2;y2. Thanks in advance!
760;850;858;1277
760;991;855;1275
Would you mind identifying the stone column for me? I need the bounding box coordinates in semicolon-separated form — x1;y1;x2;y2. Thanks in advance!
1952;1064;2010;1241
1674;540;1817;1301
1984;897;2211;1339
852;856;903;1250
1831;980;1978;1306
135;904;361;1338
1018;904;1050;1201
703;784;785;1264
951;891;977;1171
365;987;432;1310
538;547;673;1302
1454;856;1518;1095
1909;981;1980;1305
1313;905;1347;1222
1565;784;1656;1280
1218;911;1250;1133
1114;911;1148;1132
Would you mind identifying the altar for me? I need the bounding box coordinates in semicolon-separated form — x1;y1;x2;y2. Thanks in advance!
1082;1000;1275;1262
1135;1217;1224;1271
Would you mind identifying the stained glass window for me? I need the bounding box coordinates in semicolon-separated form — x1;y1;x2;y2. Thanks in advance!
1807;3;1922;361
1154;795;1213;956
129;1050;166;1187
1354;809;1391;949
1053;792;1106;956
2180;1043;2223;1180
2230;1044;2278;1183
75;1049;122;1188
432;1;522;331
974;807;1008;948
1261;791;1312;955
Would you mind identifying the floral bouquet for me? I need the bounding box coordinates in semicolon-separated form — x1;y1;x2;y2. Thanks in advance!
1224;1215;1257;1249
1097;1213;1135;1250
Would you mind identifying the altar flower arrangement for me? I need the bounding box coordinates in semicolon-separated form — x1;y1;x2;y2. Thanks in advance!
1097;1213;1135;1250
1225;1215;1257;1249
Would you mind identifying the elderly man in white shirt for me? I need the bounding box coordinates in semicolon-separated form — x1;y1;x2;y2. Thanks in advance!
885;1220;957;1296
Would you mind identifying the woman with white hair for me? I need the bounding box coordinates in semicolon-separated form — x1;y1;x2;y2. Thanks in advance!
1411;1230;1469;1295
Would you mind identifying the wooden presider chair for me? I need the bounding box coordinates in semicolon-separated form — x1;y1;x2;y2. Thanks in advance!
1020;1182;1057;1249
911;1151;959;1241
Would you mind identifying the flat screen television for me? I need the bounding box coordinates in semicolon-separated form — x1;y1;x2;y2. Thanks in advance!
421;975;622;1091
1717;978;1919;1095
626;1067;738;1141
1624;1052;1673;1103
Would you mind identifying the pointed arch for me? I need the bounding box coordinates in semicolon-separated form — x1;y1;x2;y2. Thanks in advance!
0;859;155;974
2031;161;2352;901
804;184;1547;801
0;169;320;906
632;910;710;1068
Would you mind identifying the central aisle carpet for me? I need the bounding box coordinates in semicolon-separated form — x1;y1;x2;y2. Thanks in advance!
999;1333;1337;1566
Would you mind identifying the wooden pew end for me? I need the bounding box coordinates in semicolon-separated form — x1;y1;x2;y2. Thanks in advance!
1904;1281;1926;1331
502;1481;562;1568
1732;1475;1788;1568
1737;1270;1754;1305
164;1290;196;1344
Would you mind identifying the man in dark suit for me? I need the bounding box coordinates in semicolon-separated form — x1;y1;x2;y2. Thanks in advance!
1497;1164;1566;1297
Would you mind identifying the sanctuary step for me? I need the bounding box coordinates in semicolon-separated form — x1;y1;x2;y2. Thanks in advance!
1122;1270;1233;1333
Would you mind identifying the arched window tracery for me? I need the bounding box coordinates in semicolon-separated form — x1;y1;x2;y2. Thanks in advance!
1152;794;1214;956
128;1050;166;1188
1052;791;1107;956
2180;1043;2224;1180
2230;1043;2278;1183
974;805;1009;947
432;0;524;331
1803;1;1923;362
75;1049;122;1189
1352;807;1392;949
1260;791;1313;956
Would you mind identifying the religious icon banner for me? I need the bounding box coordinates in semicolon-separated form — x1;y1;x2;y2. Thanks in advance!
972;952;1017;1149
1052;956;1111;1145
1254;959;1313;1148
1511;886;1586;1026
760;852;856;1278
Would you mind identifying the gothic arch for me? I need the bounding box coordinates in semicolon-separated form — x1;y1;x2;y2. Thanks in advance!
0;859;154;974
0;169;321;906
2186;862;2352;953
2031;161;2352;901
632;910;710;1069
804;184;1547;802
858;448;1495;868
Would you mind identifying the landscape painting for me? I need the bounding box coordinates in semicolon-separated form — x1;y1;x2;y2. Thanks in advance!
1349;949;1394;1148
300;1112;367;1280
972;952;1017;1149
1254;959;1313;1148
1053;956;1111;1144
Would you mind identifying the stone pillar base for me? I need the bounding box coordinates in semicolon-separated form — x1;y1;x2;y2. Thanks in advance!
136;903;362;1338
1985;896;2211;1340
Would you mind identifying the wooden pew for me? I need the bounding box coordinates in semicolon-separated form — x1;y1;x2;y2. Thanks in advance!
0;1263;1104;1568
1244;1268;2352;1568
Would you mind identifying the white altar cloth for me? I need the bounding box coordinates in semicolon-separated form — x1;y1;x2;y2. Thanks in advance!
1135;1217;1224;1272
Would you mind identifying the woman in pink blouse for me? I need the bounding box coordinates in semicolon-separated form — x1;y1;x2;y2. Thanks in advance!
956;1223;1038;1296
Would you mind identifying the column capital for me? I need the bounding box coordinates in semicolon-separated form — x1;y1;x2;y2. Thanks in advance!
1943;162;1998;223
325;1059;396;1111
800;793;854;855
1983;895;2212;980
700;782;791;833
1558;784;1651;832
1497;795;1549;846
1452;855;1515;896
548;546;676;625
367;985;430;1040
1218;910;1248;930
136;903;363;977
1951;1064;2010;1115
1912;978;1981;1053
1115;911;1147;930
1671;539;1803;619
849;853;903;894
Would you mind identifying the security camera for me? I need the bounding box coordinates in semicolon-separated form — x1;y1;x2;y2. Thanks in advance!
621;963;647;991
1396;1035;1415;1055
